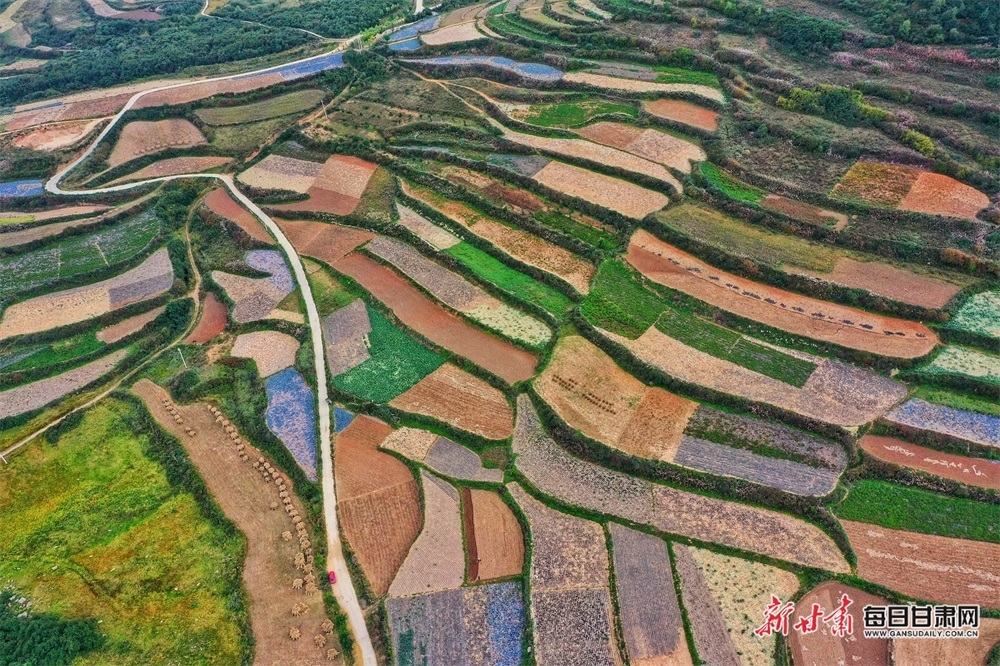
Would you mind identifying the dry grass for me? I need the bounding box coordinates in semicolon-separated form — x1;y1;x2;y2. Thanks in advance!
532;161;670;220
108;119;206;168
563;71;725;103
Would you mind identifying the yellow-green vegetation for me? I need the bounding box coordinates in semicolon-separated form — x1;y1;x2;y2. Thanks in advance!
304;258;354;316
210;116;298;154
521;99;637;128
196;89;325;125
917;346;1000;386
351;166;396;224
0;215;34;225
699;162;765;204
911;385;1000;417
0;398;247;665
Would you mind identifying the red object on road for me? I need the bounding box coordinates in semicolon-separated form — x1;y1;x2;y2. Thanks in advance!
328;571;337;584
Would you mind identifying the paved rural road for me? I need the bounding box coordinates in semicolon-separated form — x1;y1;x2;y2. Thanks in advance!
44;45;377;666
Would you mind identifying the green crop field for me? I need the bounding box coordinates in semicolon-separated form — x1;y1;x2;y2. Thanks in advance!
533;210;618;250
652;65;721;88
444;243;572;317
304;259;354;317
699;163;766;205
332;305;444;402
521;100;638;128
911;386;1000;418
196;89;325;126
580;260;665;338
834;480;1000;544
0;331;105;375
0;399;246;664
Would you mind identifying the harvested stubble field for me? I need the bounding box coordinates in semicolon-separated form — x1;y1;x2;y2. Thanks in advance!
0;247;173;340
396;203;461;250
106;156;233;185
0;349;127;420
428;163;547;214
264;368;317;480
335;415;421;597
365;236;550;347
576;122;705;173
389;363;514;440
893;618;1000;666
829;161;919;206
627;230;937;358
791;257;963;310
883;398;1000;450
536;335;697;461
608;523;692;666
231;330;299;377
920;345;1000;385
531;160;671;220
271;155;378;217
204;187;272;243
761;194;848;230
381;427;503;482
843;520;1000;608
97;305;164;343
277;218;375;265
465;488;524;582
185;293;227;344
831;162;989;219
402;181;595;294
512;396;850;571
237;154;324;194
333;252;537;384
212;249;295;324
859;434;1000;490
948;290;1000;341
107;119;207;168
507;482;622;666
672;544;740;666
788;582;890;666
642;99;718;132
6;92;133;131
132;380;336;666
322;299;371;376
562;71;726;103
195;89;325;125
421;21;485;44
12;118;104;151
686;546;799;666
389;471;466;598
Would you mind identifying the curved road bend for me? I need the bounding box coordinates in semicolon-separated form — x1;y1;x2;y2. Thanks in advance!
44;47;376;666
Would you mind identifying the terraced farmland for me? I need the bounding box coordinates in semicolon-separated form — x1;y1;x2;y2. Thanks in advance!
195;89;325;125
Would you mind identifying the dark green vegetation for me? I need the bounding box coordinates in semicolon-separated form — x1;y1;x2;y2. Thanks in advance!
912;385;1000;417
580;260;664;339
0;591;103;666
698;163;765;205
0;331;103;374
834;480;1000;543
521;99;637;127
215;0;405;38
533;210;618;251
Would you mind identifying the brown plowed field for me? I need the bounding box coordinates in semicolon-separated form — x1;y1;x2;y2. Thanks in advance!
789;582;889;666
388;363;514;440
576;122;705;173
205;188;272;243
642;99;719;132
761;194;848;230
271;155;377;217
6;93;132;131
185;293;228;344
627;230;937;358
97;306;164;343
107;156;232;185
533;161;671;220
13;118;105;151
900;171;990;220
276;219;374;265
464;488;524;582
271;189;360;216
133;73;285;110
843;519;1000;608
108;119;207;168
132;380;336;665
790;258;962;310
335;415;421;597
893;618;1000;666
860;435;1000;490
334;253;537;384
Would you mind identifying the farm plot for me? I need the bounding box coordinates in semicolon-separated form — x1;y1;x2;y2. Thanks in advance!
531;161;671;219
271;155;379;217
948;290;1000;340
860;434;1000;490
894;618;1000;666
0;247;173;340
276;218;374;265
465;488;524;582
389;471;465;598
536;335;697;461
185;293;227;343
365;236;551;347
264;368;317;481
486;153;553;177
402;181;595;294
642;99;718;132
333;252;537;384
918;345;1000;385
421;21;485;44
0;211;160;300
204;188;272;243
843;520;1000;607
900;171;991;220
883;398;1000;449
0;349;127;420
672;545;740;666
627;230;937;358
831;162;989;219
97;305;164;343
513;100;637;128
107;119;206;168
389;363;515;440
562;71;726;103
788;582;890;666
12;118;104;151
513;396;850;571
231;330;299;377
761;194;849;229
133;73;286;110
576;122;705;173
381;427;503;483
195;89;325;125
0;204;108;226
608;523;692;666
335;415;421;597
211;249;295;323
396;203;461;250
237;154;324;194
507;483;621;666
322;299;371;376
401;56;564;81
387;582;524;666
790;257;963;310
106;156;233;185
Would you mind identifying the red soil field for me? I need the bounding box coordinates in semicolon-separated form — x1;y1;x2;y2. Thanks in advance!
276;219;374;265
463;488;524;582
627;230;937;359
13;118;104;152
642;99;719;132
790;258;962;310
271;189;360;216
576;122;642;149
6;93;132;131
789;582;889;666
761;194;848;230
843;520;1000;608
335;415;421;597
899;171;990;220
389;363;514;440
204;188;272;243
133;74;286;110
185;293;227;344
893;618;1000;666
334;253;537;384
107;156;232;185
860;434;1000;490
270;155;376;217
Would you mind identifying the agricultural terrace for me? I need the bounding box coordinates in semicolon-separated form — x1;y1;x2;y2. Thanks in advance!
389;471;465;598
627;230;938;358
761;194;849;230
0;248;173;340
195;89;325;125
13;118;105;152
204;188;272;243
0;349;127;421
672;544;740;666
947;290;1000;341
335;415;421;597
859;434;1000;491
381;427;503;483
107;119;206;167
513;99;638;128
396;203;461;251
917;345;1000;386
231;330;299;377
277;218;375;265
107;157;233;186
608;524;692;666
575;122;705;174
789;582;891;666
561;71;725;103
97;306;164;343
212;249;296;324
323;299;374;376
238;155;323;193
464;488;524;582
264;368;317;481
531;160;672;220
185;293;227;344
506;483;622;666
883;399;1000;450
512;396;850;571
0;204;108;225
642;99;719;132
270;155;378;217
